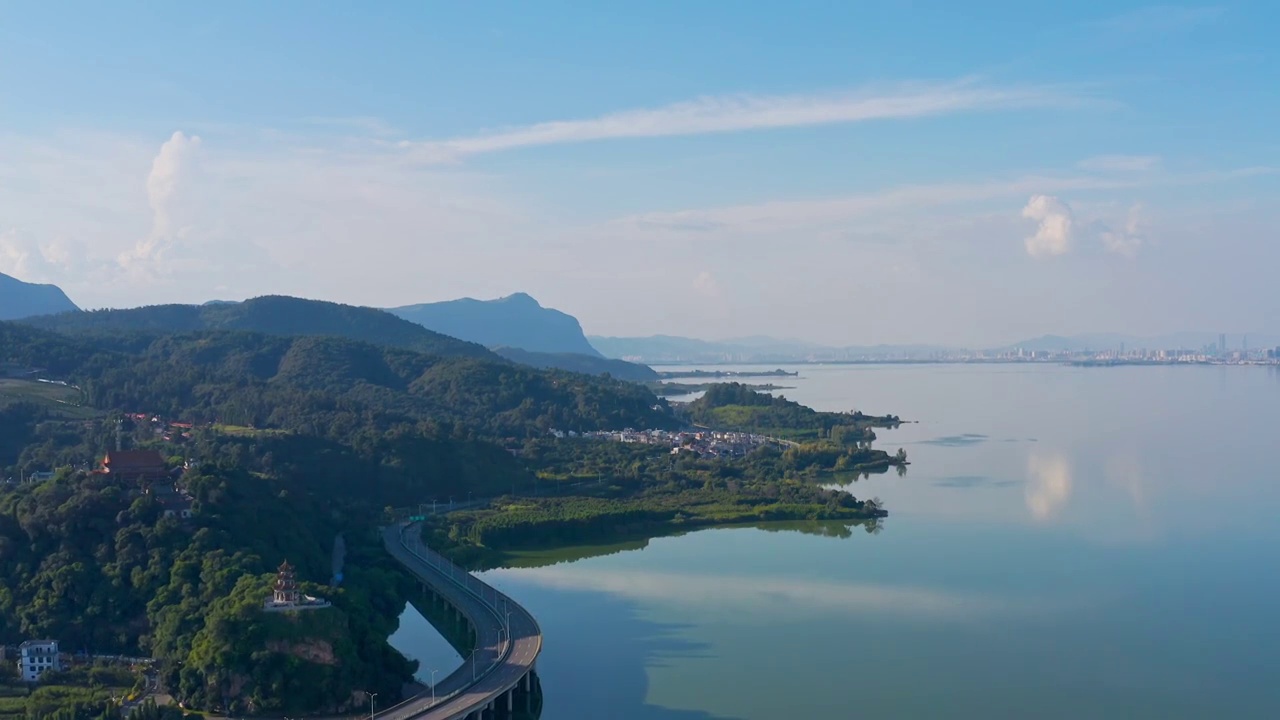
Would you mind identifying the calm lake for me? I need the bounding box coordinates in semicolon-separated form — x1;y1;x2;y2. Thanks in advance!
390;363;1280;719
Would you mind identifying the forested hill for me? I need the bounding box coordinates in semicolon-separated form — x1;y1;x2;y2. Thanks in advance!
0;322;675;439
22;295;497;360
0;271;79;321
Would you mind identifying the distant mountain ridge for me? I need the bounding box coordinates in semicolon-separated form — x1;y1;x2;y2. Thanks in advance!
589;334;951;363
0;272;79;321
593;331;1280;363
390;293;602;357
492;346;658;381
22;295;497;360
389;292;660;379
1002;332;1280;353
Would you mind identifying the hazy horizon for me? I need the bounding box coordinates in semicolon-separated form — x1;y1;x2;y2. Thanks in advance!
2;2;1277;347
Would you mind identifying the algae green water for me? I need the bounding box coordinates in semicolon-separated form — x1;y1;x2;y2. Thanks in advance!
391;364;1280;719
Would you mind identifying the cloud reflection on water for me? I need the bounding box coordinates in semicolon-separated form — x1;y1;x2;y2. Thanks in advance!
500;566;1071;621
1025;451;1073;521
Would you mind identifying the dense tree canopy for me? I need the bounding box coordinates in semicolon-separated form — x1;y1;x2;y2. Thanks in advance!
0;461;415;714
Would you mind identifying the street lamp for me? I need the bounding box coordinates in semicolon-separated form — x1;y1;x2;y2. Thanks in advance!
430;669;439;705
368;692;377;720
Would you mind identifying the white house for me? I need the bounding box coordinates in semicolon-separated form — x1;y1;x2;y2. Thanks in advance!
18;640;60;682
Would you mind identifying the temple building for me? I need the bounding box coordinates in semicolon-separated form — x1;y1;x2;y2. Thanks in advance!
100;450;170;483
263;560;331;612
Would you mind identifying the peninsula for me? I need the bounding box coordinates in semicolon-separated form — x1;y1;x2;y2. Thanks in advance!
0;306;907;716
422;383;906;566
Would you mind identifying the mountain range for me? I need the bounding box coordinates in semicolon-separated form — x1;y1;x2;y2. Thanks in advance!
0;272;79;321
7;278;653;379
997;333;1280;353
17;292;658;380
7;273;1274;366
23;296;497;360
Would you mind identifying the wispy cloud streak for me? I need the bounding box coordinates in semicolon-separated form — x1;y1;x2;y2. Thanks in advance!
1095;5;1225;35
402;79;1085;162
1077;155;1161;172
618;167;1275;236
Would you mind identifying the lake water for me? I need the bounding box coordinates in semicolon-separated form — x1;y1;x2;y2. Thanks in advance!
390;363;1280;719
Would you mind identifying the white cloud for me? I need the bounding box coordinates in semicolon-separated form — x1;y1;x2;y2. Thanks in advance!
0;229;82;282
1021;195;1075;257
692;270;721;298
119;131;203;272
1077;155;1161;172
1099;203;1148;257
0;229;31;278
1021;196;1152;258
0;128;546;309
403;79;1082;162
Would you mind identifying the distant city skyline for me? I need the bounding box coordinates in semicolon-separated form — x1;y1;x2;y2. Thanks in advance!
1;2;1277;347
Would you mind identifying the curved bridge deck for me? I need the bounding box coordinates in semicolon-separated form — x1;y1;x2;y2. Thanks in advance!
379;523;542;720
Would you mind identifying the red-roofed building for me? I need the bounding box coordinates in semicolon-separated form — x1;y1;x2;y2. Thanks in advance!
100;450;170;482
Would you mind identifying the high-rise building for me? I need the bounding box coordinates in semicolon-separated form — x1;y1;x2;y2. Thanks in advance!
1219;333;1227;354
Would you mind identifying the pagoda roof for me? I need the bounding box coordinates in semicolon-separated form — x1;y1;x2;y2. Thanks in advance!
103;449;167;468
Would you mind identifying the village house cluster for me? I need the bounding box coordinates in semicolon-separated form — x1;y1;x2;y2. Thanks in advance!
551;428;785;458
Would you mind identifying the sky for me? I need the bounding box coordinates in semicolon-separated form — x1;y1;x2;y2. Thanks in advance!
1;1;1277;347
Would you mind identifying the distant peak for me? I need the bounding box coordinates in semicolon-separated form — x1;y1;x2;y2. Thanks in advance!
498;292;541;307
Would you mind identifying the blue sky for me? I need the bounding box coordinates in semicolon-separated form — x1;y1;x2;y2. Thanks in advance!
1;1;1277;345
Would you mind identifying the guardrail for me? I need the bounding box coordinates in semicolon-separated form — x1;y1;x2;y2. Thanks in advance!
374;522;517;719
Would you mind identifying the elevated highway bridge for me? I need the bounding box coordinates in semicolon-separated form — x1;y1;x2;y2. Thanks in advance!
377;523;542;720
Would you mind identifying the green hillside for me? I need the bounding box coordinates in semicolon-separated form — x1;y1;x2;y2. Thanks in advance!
0;325;674;452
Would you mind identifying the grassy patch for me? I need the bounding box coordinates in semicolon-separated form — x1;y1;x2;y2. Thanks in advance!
211;423;291;438
0;379;98;419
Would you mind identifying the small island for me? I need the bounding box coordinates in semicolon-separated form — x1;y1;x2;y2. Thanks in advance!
657;368;799;379
648;380;793;397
